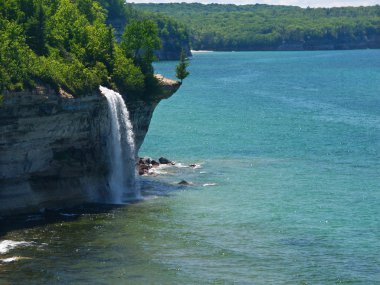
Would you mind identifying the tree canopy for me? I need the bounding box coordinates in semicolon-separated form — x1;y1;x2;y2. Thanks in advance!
105;3;191;60
121;19;161;75
0;0;164;97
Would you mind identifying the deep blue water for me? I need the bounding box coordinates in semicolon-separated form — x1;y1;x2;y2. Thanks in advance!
1;50;379;284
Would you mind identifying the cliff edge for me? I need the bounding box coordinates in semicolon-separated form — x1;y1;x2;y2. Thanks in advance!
127;74;181;153
0;75;180;215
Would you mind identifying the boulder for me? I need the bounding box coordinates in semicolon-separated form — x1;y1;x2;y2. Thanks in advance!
139;157;152;165
159;157;172;164
138;163;150;175
178;180;192;186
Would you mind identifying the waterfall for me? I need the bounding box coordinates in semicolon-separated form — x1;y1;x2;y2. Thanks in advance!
100;86;139;203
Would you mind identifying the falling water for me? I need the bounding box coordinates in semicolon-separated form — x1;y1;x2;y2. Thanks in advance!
100;86;139;203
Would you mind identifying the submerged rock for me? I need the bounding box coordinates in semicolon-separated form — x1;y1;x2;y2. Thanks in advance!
159;157;173;164
178;180;192;186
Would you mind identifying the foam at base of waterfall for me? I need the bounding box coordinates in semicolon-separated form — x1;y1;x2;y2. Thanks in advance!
0;240;35;255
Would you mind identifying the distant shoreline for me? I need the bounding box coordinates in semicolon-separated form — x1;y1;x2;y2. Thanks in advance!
190;48;380;53
191;50;214;53
134;3;380;53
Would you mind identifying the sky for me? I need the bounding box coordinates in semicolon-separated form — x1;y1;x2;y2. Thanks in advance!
130;0;380;8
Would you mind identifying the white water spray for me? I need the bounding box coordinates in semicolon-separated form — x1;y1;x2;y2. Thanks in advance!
100;86;139;203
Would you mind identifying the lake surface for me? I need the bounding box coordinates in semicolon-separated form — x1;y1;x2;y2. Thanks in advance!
1;50;380;284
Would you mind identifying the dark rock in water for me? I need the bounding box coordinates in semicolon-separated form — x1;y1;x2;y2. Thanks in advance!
189;164;197;168
140;157;152;165
138;164;150;175
137;157;162;175
159;157;172;164
178;180;192;186
138;158;151;175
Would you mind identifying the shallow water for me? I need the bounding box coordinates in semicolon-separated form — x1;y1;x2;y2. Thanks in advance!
1;50;380;284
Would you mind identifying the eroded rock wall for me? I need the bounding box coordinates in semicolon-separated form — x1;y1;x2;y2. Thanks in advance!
0;87;109;214
0;77;180;215
127;75;181;153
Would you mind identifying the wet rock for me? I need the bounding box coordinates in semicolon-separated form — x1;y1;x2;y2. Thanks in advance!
139;157;152;165
151;160;160;167
189;164;197;168
159;157;172;164
138;167;149;176
178;180;192;186
138;159;151;175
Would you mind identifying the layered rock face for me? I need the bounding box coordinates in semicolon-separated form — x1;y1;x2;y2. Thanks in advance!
0;86;109;214
0;77;180;215
127;75;181;152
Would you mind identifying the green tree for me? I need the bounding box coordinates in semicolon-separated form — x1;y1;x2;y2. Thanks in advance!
120;19;161;75
0;19;35;91
0;0;189;97
175;48;189;83
111;46;145;95
25;2;48;56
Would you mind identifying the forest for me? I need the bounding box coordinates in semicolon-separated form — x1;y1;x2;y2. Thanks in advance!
133;3;380;51
0;0;187;97
2;1;379;96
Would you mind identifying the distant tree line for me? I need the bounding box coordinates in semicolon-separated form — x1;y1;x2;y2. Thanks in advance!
133;3;380;51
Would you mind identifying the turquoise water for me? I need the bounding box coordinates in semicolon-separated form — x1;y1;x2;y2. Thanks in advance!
1;50;380;284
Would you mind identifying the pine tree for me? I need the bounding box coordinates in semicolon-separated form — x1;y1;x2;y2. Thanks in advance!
25;2;47;56
175;48;189;83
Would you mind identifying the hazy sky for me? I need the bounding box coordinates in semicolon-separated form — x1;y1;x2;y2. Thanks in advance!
130;0;380;8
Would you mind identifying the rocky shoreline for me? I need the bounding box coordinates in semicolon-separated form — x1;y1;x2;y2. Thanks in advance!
137;156;197;177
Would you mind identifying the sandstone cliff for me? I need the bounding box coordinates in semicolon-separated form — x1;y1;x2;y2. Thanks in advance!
0;76;180;215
